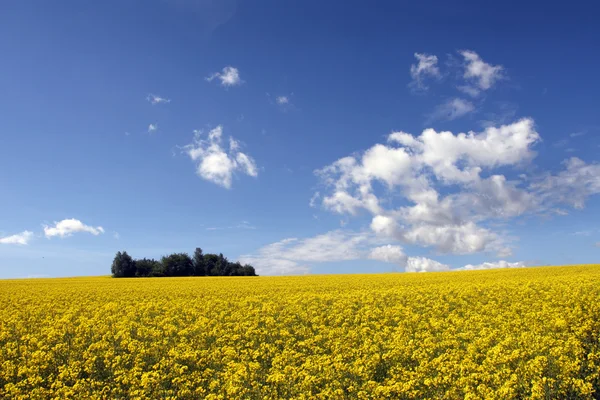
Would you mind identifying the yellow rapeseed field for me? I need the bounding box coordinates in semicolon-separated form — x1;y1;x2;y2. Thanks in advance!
1;265;599;399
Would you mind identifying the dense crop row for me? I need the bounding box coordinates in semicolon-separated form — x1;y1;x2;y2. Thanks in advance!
1;266;599;399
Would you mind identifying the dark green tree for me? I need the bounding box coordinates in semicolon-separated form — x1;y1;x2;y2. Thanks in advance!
111;251;136;277
192;248;206;276
135;258;162;277
242;264;257;276
204;253;220;276
161;253;194;277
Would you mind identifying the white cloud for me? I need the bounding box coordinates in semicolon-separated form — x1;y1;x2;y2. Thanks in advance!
44;219;105;239
459;50;503;95
146;94;171;105
368;245;407;265
406;257;450;273
316;118;600;256
402;222;504;255
459;260;527;271
429;98;475;121
570;131;586;138
531;157;600;209
409;53;440;90
206;66;242;87
276;96;289;105
0;231;34;245
239;230;375;275
148;123;158;133
113;232;120;240
183;125;258;188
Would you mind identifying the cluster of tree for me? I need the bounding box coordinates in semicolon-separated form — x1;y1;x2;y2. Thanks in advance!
111;248;257;278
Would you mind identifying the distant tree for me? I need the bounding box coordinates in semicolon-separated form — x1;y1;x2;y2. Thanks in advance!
161;253;194;277
111;251;136;277
135;258;161;277
242;264;257;276
204;253;220;276
111;248;257;277
192;248;206;276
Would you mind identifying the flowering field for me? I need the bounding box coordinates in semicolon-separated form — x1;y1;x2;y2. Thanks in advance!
1;266;599;399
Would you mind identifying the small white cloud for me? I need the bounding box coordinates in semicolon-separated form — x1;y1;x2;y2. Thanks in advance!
460;50;503;94
113;232;120;240
276;96;289;105
409;53;440;91
429;98;475;121
406;257;450;273
148;124;158;133
459;260;527;271
146;93;171;105
0;231;34;245
368;245;407;266
183;126;258;188
570;131;586;138
44;219;105;239
206;66;242;87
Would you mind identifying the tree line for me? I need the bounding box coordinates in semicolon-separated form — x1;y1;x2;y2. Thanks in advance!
111;248;257;277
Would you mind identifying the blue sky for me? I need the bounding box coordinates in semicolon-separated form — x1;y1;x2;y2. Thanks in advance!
1;0;600;278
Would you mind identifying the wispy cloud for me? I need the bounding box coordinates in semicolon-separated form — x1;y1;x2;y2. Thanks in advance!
44;219;104;239
429;98;475;121
0;231;34;245
206;221;257;231
409;53;441;91
276;96;289;105
148;123;158;134
206;66;242;87
146;93;171;105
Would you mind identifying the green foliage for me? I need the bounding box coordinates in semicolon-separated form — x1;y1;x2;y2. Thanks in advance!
135;258;162;277
161;253;194;277
192;248;206;276
111;248;257;278
111;251;136;278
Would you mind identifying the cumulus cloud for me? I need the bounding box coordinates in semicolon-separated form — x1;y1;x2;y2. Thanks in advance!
459;260;527;271
406;257;450;273
44;219;105;238
315;118;600;256
183;125;258;188
0;231;34;245
368;245;407;265
459;50;503;96
409;53;440;90
146;94;171;105
429;98;475;121
206;66;242;87
148;123;158;133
